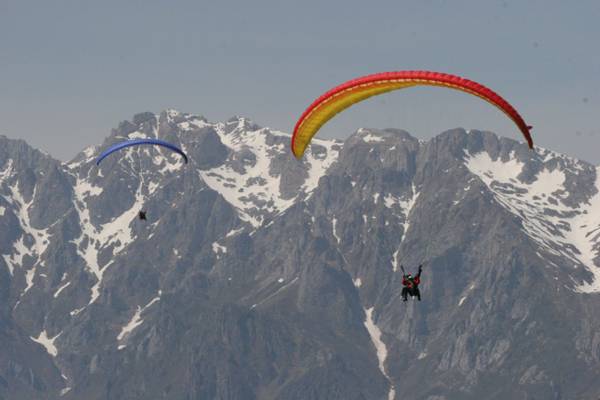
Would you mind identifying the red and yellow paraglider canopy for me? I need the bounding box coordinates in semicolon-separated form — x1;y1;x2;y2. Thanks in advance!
291;71;533;158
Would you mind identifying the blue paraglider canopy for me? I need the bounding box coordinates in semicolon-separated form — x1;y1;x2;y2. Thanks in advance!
95;138;189;166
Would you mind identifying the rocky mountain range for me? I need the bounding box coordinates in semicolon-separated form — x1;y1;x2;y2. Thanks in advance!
1;110;600;400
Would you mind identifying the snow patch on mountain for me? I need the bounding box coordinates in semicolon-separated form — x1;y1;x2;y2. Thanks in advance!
384;184;420;245
66;146;97;169
147;181;160;195
117;306;143;345
300;138;340;195
117;292;161;347
458;284;476;306
24;269;36;294
1;184;51;291
30;330;61;357
212;242;227;258
54;280;71;298
464;150;600;292
197;117;339;227
199;120;293;227
71;178;103;284
128;131;148;139
332;216;341;244
392;250;400;273
72;176;145;304
176;115;210;131
364;307;395;400
0;159;14;182
226;227;244;237
359;129;386;143
70;307;84;317
157;154;185;175
398;184;420;239
251;276;299;309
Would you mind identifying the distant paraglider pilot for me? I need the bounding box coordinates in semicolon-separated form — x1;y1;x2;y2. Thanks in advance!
138;210;147;221
401;265;422;301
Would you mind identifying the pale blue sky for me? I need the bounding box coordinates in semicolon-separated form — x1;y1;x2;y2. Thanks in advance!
1;0;599;162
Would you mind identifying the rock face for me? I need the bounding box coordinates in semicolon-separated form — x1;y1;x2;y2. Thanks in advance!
1;111;600;400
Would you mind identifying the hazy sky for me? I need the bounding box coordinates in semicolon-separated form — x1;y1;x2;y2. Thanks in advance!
1;0;599;162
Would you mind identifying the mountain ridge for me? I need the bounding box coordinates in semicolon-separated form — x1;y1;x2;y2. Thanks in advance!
1;110;600;399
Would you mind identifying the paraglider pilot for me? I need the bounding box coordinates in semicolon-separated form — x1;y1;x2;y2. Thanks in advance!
138;210;147;221
401;265;422;301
